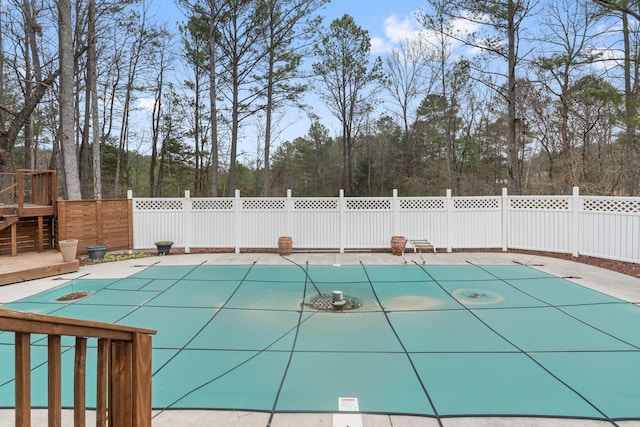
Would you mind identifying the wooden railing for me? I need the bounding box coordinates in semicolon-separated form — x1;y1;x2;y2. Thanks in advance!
0;170;56;217
0;173;17;205
0;308;156;427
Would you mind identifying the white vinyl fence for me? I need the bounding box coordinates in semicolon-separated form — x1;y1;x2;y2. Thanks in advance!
130;187;640;264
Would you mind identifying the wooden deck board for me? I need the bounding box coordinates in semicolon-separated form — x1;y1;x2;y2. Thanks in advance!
0;251;79;286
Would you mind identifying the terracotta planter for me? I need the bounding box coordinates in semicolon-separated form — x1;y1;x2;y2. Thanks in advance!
391;236;406;256
278;236;292;255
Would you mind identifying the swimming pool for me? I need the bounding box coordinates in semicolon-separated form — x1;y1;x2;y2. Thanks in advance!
1;261;639;424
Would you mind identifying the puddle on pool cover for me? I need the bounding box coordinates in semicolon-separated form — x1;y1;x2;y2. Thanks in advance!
452;288;505;305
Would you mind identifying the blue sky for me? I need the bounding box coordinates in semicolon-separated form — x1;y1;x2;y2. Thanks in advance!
320;0;428;53
148;1;434;146
155;0;429;56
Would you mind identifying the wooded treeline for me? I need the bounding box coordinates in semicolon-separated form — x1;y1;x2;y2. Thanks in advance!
0;0;639;199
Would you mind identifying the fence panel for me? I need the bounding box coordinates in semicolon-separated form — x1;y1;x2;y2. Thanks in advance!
451;197;503;248
580;197;640;262
126;189;640;264
189;198;236;248
57;199;131;253
507;196;572;253
291;198;340;249
343;197;393;249
132;198;185;249
395;197;448;249
239;198;289;248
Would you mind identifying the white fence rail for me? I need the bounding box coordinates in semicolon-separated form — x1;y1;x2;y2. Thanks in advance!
130;188;640;264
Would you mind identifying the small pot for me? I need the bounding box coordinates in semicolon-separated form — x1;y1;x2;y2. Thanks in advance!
278;236;292;255
86;243;109;260
155;241;173;255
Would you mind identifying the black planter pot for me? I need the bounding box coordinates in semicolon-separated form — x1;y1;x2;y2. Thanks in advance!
86;243;109;260
155;241;173;255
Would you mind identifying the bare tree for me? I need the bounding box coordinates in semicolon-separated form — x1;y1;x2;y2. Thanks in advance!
384;38;433;137
258;0;327;196
312;15;384;195
420;0;538;194
533;0;602;192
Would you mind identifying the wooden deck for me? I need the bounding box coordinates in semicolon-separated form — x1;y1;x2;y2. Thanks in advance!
0;250;79;286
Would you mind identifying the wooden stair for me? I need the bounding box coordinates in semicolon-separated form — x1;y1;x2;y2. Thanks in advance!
0;214;18;232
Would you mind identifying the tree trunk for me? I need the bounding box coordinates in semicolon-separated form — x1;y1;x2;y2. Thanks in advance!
506;0;520;194
89;0;101;199
58;0;81;199
622;7;636;195
150;89;161;197
209;0;219;197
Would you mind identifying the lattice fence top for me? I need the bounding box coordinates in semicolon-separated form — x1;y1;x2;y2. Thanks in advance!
294;199;338;210
510;198;569;210
192;199;234;210
583;198;640;213
346;199;391;210
242;199;285;210
454;198;500;210
135;199;183;210
400;199;445;210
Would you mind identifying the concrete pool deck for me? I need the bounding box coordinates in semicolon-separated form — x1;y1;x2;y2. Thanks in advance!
1;251;639;427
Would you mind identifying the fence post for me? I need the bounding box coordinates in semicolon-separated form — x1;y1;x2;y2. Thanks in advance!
392;189;399;236
446;189;453;253
502;187;508;252
339;189;345;253
57;201;67;242
286;189;293;236
571;186;580;257
234;189;241;254
184;190;191;254
127;191;134;251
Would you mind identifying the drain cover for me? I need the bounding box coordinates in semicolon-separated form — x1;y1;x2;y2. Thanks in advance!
305;293;362;311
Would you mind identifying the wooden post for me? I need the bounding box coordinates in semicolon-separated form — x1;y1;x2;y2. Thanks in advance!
37;216;44;252
132;333;153;427
73;337;87;427
96;200;103;243
110;341;133;427
50;170;57;204
96;339;109;427
16;170;24;216
10;222;17;256
57;201;67;242
15;332;31;427
48;335;62;427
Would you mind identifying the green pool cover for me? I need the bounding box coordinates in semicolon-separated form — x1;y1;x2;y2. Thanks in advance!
1;263;639;423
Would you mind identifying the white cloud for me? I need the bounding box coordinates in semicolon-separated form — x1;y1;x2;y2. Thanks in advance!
370;36;392;55
136;97;156;113
369;14;421;55
384;15;417;44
